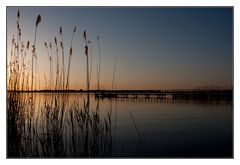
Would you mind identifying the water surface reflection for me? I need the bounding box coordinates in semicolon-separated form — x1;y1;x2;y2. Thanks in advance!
7;93;232;157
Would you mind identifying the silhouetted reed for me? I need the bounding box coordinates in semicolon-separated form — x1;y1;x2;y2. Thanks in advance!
49;42;54;90
84;31;90;91
8;9;108;92
59;27;65;90
7;9;130;157
31;14;41;91
54;37;60;90
66;27;77;90
7;10;41;92
87;40;93;89
44;42;51;90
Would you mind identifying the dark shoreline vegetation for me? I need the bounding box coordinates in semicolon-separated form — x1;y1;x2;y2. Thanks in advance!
7;9;233;157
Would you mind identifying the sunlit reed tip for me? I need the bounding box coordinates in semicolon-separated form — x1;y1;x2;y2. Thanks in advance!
27;41;29;49
70;47;72;56
36;15;41;27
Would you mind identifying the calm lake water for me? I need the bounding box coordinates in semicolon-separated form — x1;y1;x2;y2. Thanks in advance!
7;93;232;158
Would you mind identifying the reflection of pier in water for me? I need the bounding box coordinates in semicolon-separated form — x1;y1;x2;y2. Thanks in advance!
103;96;171;103
97;96;232;105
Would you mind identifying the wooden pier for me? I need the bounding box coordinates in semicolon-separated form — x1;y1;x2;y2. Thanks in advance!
94;89;232;100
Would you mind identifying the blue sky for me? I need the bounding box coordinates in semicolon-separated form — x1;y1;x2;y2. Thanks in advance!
7;7;233;90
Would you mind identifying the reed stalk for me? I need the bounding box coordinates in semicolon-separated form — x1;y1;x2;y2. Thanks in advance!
54;37;60;90
87;40;93;90
66;27;76;90
44;42;51;90
16;10;21;91
83;31;89;92
49;42;53;90
31;14;41;91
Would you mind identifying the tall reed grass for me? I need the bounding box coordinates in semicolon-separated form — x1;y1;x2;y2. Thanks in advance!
84;31;90;91
31;14;41;91
7;9;141;158
44;42;51;90
7;10;114;157
54;37;60;90
66;27;77;90
8;9;107;92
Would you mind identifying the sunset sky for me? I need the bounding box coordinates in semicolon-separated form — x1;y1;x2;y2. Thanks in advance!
7;7;233;90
